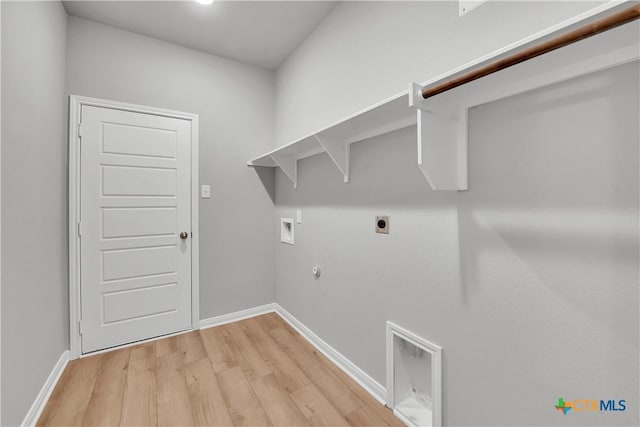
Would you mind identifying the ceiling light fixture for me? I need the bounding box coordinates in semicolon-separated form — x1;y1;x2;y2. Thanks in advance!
195;0;214;5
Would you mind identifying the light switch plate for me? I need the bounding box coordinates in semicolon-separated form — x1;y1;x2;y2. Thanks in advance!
296;210;302;224
201;185;211;199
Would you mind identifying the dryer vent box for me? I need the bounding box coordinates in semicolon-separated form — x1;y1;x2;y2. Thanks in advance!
387;322;442;426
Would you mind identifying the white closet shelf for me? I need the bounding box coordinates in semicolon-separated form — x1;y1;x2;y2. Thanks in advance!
248;94;415;188
248;2;639;191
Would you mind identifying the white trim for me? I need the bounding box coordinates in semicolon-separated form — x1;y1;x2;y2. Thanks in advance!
190;114;201;329
199;303;277;329
68;97;81;360
68;96;198;121
21;351;70;427
27;304;388;425
68;95;200;359
274;304;387;405
198;303;388;405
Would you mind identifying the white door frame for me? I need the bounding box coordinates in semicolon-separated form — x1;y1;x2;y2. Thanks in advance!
68;95;200;359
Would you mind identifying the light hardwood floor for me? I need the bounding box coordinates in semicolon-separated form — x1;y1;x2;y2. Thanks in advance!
38;313;403;427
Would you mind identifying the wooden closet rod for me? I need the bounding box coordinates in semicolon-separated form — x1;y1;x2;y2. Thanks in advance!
421;4;640;99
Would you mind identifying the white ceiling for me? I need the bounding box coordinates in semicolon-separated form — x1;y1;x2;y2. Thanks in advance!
63;1;337;70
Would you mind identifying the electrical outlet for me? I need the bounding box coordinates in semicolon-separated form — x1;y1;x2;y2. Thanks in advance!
375;216;389;234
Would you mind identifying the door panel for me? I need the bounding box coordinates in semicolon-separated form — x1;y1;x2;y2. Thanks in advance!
102;165;177;196
102;245;177;281
102;283;178;323
102;122;177;158
80;105;192;353
102;207;176;238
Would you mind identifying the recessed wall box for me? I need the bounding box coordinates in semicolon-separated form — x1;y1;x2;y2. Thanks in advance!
376;216;389;234
280;218;294;245
387;321;442;427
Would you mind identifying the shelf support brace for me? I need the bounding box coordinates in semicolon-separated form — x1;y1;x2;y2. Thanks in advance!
314;134;350;183
409;82;468;191
270;153;298;189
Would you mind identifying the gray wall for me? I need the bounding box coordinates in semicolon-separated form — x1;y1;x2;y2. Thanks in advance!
66;16;276;319
1;2;69;425
276;61;639;427
274;2;638;426
275;1;607;142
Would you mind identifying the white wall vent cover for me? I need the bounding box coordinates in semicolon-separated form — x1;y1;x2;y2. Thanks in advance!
386;321;442;427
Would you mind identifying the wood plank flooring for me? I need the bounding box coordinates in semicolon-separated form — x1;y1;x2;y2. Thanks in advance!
38;313;403;427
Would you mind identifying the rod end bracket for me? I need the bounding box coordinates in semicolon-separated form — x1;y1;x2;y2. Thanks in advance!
409;82;430;111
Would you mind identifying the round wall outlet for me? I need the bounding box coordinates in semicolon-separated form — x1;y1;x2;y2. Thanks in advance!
375;215;390;234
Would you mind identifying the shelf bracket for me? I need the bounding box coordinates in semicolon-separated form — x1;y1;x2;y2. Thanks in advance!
270;153;298;189
314;134;350;183
409;82;468;191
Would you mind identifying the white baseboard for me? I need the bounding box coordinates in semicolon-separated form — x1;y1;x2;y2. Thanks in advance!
25;303;384;426
199;302;387;405
21;350;69;427
199;303;277;330
274;304;387;405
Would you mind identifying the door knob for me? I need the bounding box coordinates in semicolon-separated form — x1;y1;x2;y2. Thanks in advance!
180;231;189;239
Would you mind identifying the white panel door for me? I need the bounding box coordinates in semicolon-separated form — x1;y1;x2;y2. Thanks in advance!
80;105;192;353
